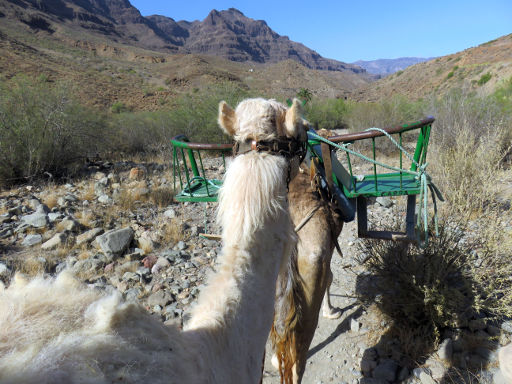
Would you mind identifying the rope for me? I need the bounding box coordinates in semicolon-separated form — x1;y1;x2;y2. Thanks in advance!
294;205;321;232
308;130;444;246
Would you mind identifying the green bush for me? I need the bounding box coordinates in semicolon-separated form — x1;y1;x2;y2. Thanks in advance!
111;101;129;114
477;72;492;85
446;71;454;79
0;76;107;186
303;98;348;130
109;82;255;155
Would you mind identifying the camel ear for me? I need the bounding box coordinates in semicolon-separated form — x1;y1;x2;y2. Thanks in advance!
285;98;304;137
218;101;236;137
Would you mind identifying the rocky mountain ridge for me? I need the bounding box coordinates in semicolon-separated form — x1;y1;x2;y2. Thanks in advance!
0;0;364;73
353;57;434;76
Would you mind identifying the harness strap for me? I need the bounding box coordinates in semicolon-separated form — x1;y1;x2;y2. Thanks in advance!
233;137;306;160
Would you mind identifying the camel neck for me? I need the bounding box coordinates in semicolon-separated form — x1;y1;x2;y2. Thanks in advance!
184;153;294;382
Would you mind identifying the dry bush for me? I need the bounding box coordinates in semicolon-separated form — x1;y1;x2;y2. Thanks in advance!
160;218;186;245
42;192;58;210
12;252;61;276
81;182;96;202
148;187;175;208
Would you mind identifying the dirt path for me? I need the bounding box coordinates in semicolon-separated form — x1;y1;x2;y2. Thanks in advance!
262;218;375;384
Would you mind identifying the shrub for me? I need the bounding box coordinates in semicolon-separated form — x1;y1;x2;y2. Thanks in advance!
296;88;312;103
446;71;454;79
111;101;129;113
477;72;492;85
357;218;512;350
303;98;348;130
0;76;107;186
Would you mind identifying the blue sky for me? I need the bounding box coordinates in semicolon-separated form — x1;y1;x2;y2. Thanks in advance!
130;0;512;63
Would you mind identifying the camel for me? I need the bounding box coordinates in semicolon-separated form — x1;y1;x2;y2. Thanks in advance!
0;98;308;384
270;144;345;384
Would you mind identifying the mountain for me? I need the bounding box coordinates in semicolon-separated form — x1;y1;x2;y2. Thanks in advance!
353;57;434;76
0;0;372;110
0;1;365;74
148;8;365;73
353;34;512;101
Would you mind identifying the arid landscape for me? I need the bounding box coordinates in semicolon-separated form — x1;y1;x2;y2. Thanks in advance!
1;1;511;383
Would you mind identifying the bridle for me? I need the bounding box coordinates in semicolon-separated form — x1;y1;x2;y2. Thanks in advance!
233;136;307;162
233;136;308;192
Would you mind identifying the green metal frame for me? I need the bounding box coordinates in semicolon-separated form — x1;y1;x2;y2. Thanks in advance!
306;116;435;242
306;117;433;199
171;135;231;202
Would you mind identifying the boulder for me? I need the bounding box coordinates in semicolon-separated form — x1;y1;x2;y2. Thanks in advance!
96;227;134;256
41;233;67;250
76;228;104;246
21;211;48;228
22;234;43;246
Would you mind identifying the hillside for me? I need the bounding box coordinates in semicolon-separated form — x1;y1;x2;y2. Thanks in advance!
0;0;365;73
0;0;373;110
353;34;512;101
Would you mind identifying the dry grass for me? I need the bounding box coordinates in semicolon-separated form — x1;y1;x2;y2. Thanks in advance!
81;181;96;202
148;187;175;208
160;218;186;245
75;209;95;228
42;192;59;210
11;251;61;276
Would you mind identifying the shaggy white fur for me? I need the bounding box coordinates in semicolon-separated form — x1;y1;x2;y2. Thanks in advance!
0;98;307;384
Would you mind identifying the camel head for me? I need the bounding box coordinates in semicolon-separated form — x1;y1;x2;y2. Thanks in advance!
218;98;308;144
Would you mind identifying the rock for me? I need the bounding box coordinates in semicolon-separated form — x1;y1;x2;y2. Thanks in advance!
147;290;175;308
0;228;13;239
418;370;436;384
97;194;113;204
22;234;43;246
41;233;67;250
122;272;139;283
76;228;104;246
177;241;187;250
71;258;104;276
151;257;171;274
0;263;10;279
96;227;134;256
21;211;48;228
138;235;155;254
164;208;177;219
8;206;22;216
60;217;80;232
124;287;141;302
436;338;453;361
351;318;361;332
64;193;78;202
142;255;158;269
0;213;11;224
372;359;397;382
376;196;394;208
48;212;64;222
129;167;146;180
499;344;512;383
502;321;512;334
360;358;377;374
425;358;446;380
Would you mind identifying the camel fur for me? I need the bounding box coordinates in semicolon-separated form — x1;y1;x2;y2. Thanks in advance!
0;98;308;384
271;159;344;384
